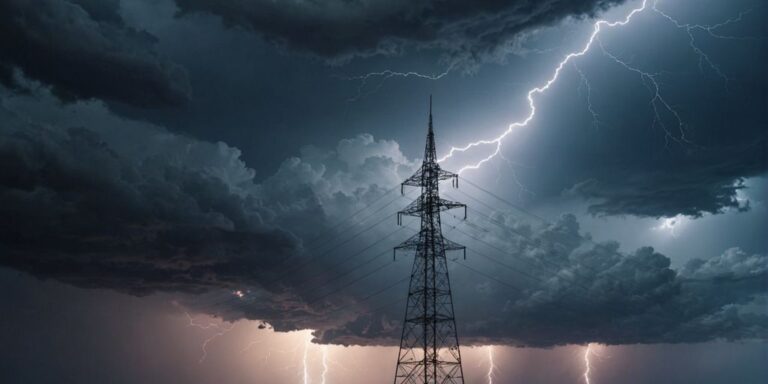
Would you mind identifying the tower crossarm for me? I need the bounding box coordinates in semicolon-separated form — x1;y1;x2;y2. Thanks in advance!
393;234;465;260
442;238;466;259
393;232;421;259
397;197;466;224
400;165;459;193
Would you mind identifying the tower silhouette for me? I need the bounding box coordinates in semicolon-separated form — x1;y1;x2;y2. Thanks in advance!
394;96;467;384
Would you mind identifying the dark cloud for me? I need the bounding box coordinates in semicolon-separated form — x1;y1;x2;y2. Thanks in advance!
173;0;627;64
567;150;760;217
0;0;190;107
0;86;417;309
0;91;294;296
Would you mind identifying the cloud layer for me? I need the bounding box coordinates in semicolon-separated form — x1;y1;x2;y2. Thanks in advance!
174;0;627;64
0;0;190;107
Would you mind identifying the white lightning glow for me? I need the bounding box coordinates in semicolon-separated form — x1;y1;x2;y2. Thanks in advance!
486;346;497;384
583;343;594;384
438;0;653;174
652;214;686;237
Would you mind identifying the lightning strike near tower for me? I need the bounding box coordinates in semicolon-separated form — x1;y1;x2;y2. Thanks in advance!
432;0;744;174
437;0;654;174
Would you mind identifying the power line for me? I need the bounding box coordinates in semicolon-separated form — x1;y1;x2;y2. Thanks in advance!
302;184;401;247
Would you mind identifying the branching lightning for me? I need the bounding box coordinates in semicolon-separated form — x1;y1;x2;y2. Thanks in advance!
596;38;693;149
437;0;653;174
652;1;753;88
185;311;222;330
343;64;454;101
321;345;329;384
574;62;601;130
433;0;748;174
184;311;237;363
199;323;236;364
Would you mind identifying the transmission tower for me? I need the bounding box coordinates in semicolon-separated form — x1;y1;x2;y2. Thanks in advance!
393;96;467;384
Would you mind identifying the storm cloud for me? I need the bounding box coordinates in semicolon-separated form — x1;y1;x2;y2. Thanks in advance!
173;0;628;64
1;86;765;348
0;0;190;107
0;89;293;295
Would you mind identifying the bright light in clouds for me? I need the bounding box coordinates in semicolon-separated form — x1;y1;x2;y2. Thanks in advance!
652;214;686;237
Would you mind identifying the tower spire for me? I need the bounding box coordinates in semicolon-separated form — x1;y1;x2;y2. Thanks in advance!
425;95;436;164
429;95;433;133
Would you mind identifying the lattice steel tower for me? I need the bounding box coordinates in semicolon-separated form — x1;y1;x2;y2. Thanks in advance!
393;97;467;384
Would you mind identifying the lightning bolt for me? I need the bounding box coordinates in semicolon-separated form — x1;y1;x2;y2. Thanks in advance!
321;345;329;384
184;311;238;363
573;62;601;130
583;343;594;384
596;38;693;149
198;322;236;363
303;336;311;384
486;346;497;384
436;0;748;173
651;1;753;87
185;311;222;330
437;0;653;174
343;64;454;101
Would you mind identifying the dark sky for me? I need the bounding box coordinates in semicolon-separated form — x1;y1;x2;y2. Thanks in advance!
1;0;767;383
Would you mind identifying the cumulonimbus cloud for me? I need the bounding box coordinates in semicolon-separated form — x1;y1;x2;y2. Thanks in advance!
1;86;765;347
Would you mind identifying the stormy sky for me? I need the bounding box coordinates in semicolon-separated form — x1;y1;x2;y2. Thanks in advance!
1;0;766;383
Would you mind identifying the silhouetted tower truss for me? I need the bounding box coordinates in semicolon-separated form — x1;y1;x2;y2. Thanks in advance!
394;97;467;384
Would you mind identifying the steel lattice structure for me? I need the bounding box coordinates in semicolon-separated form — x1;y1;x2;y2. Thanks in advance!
393;97;467;384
